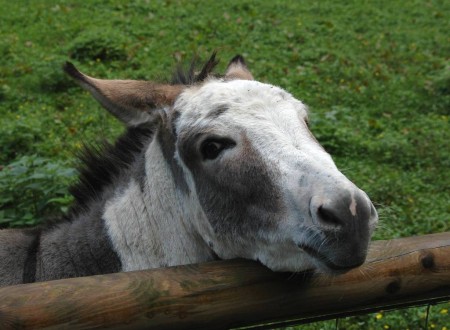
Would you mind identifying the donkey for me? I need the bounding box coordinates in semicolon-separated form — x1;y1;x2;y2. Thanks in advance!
0;54;378;287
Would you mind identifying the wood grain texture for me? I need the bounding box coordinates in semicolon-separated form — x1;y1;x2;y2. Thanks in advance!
0;232;449;330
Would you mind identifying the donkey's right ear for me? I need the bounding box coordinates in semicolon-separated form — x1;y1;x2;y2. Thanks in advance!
63;62;184;126
224;55;254;80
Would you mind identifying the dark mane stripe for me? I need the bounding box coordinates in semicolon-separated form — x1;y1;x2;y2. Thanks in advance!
22;229;41;283
68;124;154;216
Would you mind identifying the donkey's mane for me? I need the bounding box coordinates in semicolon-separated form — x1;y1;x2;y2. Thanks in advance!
66;124;153;218
171;52;220;85
66;54;220;218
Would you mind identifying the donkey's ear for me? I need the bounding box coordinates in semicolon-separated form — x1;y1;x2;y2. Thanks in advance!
63;62;184;126
224;55;254;80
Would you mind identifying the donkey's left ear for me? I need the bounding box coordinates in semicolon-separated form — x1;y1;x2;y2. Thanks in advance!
224;55;254;80
63;62;184;127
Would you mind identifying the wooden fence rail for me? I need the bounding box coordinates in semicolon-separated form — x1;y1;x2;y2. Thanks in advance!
0;232;449;329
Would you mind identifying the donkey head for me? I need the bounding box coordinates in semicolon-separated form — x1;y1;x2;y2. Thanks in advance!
65;54;378;274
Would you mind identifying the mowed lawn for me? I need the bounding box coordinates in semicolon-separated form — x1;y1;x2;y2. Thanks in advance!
0;1;448;328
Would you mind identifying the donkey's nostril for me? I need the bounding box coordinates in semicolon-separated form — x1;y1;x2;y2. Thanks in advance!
317;205;345;227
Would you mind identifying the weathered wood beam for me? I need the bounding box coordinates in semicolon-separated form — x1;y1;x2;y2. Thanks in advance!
0;232;449;330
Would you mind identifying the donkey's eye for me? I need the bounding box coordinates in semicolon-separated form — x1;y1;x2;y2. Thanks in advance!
200;139;235;160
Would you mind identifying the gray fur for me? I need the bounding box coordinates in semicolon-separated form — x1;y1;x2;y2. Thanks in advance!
0;209;121;286
0;230;37;286
178;131;282;237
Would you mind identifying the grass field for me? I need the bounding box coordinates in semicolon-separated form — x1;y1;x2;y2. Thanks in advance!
0;0;448;328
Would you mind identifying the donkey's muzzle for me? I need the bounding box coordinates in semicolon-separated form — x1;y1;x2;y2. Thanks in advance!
308;189;378;272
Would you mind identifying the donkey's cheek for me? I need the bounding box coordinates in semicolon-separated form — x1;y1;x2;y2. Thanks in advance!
191;161;282;240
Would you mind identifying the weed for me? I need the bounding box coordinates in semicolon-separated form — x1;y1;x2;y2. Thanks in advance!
0;155;76;227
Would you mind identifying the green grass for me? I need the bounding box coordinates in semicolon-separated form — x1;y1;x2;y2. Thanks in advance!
0;0;448;328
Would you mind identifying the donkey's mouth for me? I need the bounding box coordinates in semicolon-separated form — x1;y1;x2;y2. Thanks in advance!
297;244;363;273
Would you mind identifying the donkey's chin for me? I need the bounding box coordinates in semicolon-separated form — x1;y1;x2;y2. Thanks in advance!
255;246;317;273
252;242;365;274
298;244;366;275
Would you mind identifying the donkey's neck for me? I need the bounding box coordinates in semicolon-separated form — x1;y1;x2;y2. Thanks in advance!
103;131;214;271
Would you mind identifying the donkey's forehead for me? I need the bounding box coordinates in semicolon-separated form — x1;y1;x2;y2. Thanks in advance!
173;79;307;129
